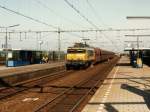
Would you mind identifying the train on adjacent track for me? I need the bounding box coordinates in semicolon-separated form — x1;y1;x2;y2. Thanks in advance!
65;43;115;70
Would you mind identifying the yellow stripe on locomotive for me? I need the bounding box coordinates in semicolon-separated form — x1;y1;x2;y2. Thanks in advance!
66;48;94;69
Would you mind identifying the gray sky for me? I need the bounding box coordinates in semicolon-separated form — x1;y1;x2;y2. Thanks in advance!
0;0;150;52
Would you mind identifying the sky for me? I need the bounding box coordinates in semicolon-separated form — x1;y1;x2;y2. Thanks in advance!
0;0;150;52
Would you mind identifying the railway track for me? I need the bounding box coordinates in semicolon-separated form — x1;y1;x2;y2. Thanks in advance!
0;57;119;112
34;57;119;112
0;70;73;100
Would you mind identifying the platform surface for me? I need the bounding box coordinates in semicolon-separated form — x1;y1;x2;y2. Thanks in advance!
0;61;64;77
82;56;150;112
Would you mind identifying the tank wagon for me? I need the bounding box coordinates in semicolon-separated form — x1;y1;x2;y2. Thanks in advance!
65;43;114;70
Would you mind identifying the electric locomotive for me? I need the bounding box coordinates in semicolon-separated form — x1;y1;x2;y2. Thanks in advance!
66;46;94;70
65;43;114;70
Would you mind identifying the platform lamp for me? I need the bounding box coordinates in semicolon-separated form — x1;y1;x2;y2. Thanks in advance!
0;24;20;66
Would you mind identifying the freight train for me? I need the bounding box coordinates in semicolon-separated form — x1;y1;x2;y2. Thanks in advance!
65;43;114;70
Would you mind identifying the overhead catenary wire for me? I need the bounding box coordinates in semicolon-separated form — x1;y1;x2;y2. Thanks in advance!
0;1;144;52
64;0;120;50
32;0;83;38
0;4;58;29
86;0;109;28
0;4;82;38
33;0;87;29
0;3;85;55
64;0;99;30
0;28;149;34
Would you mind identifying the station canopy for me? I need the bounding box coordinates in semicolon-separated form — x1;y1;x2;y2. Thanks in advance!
124;47;150;51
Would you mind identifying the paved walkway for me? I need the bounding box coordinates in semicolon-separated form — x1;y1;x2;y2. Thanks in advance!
82;56;150;112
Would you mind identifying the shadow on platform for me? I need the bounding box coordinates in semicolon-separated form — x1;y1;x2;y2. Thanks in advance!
119;73;150;84
104;103;119;112
88;101;147;112
128;79;150;87
121;83;150;110
87;102;118;112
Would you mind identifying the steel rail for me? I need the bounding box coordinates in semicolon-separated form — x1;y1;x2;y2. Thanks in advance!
0;70;66;91
34;57;119;112
69;58;118;112
34;67;106;112
0;70;71;100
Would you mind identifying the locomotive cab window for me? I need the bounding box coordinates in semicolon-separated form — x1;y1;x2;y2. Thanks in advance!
67;49;86;53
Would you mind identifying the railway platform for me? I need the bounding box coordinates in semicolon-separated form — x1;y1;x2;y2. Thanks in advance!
82;56;150;112
0;62;64;86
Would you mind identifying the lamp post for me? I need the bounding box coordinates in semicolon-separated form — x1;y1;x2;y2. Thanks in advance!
58;28;61;61
0;24;20;66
